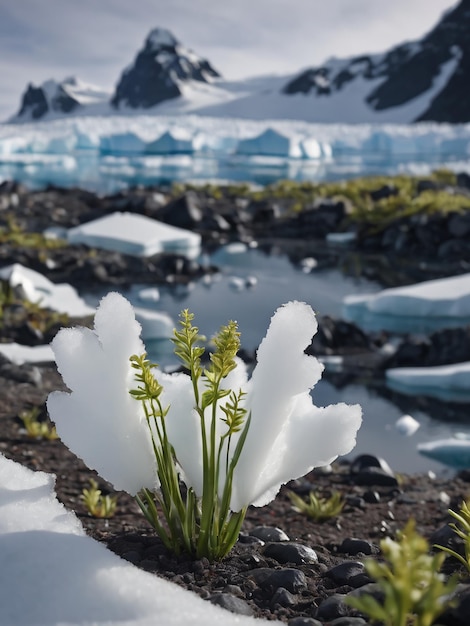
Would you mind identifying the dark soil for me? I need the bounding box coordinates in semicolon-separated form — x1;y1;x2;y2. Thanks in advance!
2;362;470;624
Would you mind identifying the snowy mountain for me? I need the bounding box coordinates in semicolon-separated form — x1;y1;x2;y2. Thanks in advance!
12;77;111;122
8;1;470;124
280;0;470;123
111;27;220;110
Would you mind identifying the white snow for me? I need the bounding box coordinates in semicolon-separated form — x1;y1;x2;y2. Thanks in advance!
67;212;201;258
0;263;95;317
0;263;175;342
0;453;278;626
0;342;54;364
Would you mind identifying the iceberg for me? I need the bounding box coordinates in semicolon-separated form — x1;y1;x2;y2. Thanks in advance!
146;129;195;154
344;273;470;333
418;435;470;469
67;212;201;259
0;116;469;192
99;131;147;155
386;361;470;403
235;128;303;159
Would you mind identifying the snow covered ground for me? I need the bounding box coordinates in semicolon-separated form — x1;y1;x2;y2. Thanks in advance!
0;453;274;626
0;115;468;192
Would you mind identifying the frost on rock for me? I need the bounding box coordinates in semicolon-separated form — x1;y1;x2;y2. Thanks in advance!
47;292;157;495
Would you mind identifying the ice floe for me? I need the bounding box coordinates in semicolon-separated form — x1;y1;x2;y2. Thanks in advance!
344;273;470;333
67;212;201;259
386;361;470;403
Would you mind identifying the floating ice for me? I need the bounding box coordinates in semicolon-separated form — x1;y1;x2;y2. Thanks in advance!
395;414;420;436
344;273;470;333
67;212;201;259
386;361;470;402
418;435;470;469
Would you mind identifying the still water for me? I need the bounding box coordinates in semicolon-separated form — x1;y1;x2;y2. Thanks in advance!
86;245;468;476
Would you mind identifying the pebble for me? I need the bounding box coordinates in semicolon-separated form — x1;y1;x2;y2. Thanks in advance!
338;538;376;556
263;542;318;565
270;587;297;607
208;593;254;616
324;561;367;586
248;568;307;593
315;593;349;621
249;525;290;542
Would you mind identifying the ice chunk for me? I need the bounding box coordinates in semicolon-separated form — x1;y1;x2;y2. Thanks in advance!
67;212;201;258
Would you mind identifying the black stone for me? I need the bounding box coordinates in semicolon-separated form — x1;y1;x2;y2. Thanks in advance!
263;542;318;565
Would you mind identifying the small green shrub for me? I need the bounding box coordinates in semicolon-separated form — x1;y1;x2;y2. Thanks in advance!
435;499;470;573
287;489;344;521
347;518;457;626
19;407;58;440
81;479;118;518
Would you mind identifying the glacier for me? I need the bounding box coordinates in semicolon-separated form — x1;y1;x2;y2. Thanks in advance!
0;115;468;192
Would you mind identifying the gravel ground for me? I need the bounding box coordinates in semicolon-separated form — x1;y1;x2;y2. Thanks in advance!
1;362;470;624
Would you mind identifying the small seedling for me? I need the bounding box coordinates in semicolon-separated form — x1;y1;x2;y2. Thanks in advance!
287;489;344;521
81;479;118;518
19;407;58;440
348;518;457;626
435;499;470;573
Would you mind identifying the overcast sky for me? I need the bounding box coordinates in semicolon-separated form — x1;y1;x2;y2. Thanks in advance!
0;0;457;121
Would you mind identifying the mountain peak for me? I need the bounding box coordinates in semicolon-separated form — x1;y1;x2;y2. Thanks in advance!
111;27;220;110
145;28;179;50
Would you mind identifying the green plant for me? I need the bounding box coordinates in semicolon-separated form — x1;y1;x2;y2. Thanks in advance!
435;499;470;573
132;310;251;561
81;478;118;518
19;407;58;440
347;518;457;626
287;489;344;521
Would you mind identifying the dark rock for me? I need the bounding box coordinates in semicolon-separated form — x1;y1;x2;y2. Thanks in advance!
249;526;290;542
324;561;367;586
363;490;381;504
208;593;254;616
156;191;203;229
330;618;368;626
350;454;395;477
263;542;318;565
448;212;470;238
288;618;322;626
338;538;376;556
352;467;399;487
248;568;307;593
457;172;470;190
369;185;398;202
437;583;470;626
315;593;349;621
270;587;297;607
